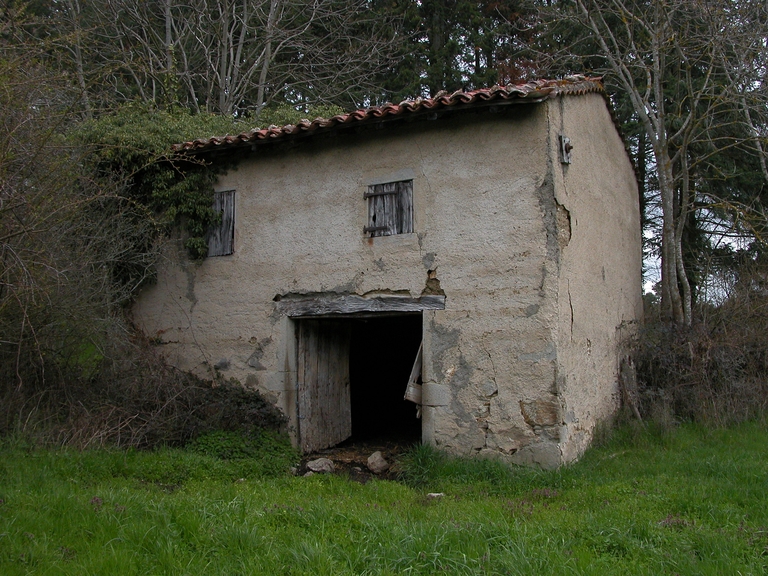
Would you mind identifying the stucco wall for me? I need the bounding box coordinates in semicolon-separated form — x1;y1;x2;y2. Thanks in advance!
133;95;640;467
547;93;643;464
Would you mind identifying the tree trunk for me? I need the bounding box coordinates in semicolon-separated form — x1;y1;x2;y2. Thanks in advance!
256;0;281;114
65;0;92;119
657;152;686;324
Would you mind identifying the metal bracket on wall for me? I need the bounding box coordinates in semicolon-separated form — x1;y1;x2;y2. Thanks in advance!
560;135;573;164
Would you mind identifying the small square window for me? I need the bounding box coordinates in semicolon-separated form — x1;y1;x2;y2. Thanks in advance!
207;190;235;257
364;180;413;237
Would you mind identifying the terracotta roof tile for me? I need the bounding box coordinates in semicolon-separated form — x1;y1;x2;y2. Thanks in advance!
174;76;604;153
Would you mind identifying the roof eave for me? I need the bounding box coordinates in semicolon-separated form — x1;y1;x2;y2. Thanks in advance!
173;77;604;155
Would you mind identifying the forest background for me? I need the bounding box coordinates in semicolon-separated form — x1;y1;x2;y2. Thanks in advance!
1;0;767;445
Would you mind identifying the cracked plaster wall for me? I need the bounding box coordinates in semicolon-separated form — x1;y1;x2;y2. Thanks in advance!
133;97;640;467
546;93;644;465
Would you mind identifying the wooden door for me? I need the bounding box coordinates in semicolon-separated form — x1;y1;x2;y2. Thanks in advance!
297;320;352;452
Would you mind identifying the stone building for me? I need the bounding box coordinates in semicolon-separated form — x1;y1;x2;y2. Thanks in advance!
133;77;642;468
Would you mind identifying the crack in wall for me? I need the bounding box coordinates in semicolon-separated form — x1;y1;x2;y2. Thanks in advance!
480;334;499;393
568;280;574;341
478;334;501;450
556;201;571;249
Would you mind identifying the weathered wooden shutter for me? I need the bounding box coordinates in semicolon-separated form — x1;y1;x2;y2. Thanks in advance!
364;180;413;236
397;180;414;234
207;190;235;256
297;320;352;452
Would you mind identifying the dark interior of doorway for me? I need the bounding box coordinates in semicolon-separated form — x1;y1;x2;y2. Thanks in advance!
348;314;422;443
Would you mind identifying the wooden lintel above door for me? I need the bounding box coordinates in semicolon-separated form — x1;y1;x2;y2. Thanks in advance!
276;294;445;318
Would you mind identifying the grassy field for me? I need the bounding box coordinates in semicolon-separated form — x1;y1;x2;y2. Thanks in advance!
1;423;767;575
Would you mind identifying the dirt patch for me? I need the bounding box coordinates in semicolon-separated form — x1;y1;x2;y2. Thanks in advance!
297;438;417;483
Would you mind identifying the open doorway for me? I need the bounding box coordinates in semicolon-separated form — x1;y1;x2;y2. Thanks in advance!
295;313;422;452
349;314;422;443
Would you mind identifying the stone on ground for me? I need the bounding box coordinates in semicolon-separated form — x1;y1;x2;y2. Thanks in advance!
306;457;335;474
367;451;389;474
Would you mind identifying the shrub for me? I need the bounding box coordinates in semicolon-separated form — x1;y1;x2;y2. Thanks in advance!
634;275;768;426
1;336;287;450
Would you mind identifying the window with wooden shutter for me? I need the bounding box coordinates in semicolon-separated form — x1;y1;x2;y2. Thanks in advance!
207;190;235;257
364;180;413;237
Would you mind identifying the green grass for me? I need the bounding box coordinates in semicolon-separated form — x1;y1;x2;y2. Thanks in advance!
1;423;767;574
